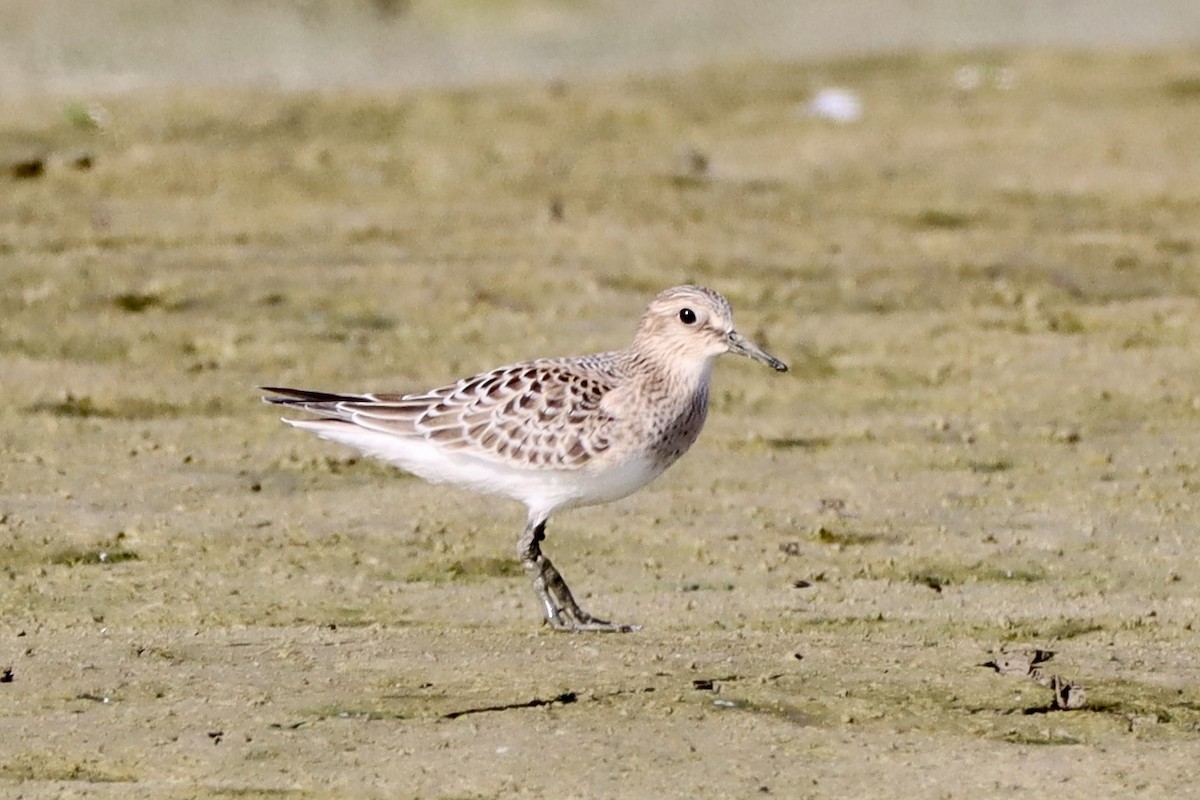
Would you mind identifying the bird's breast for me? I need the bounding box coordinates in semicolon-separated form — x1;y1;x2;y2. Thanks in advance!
638;380;710;465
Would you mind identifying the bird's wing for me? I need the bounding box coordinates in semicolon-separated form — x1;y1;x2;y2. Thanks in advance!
262;358;622;469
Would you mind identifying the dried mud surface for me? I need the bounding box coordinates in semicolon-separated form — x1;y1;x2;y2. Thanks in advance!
3;51;1200;798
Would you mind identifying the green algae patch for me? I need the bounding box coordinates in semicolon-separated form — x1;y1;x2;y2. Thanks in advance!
404;555;523;583
0;755;137;783
910;209;975;230
49;547;140;566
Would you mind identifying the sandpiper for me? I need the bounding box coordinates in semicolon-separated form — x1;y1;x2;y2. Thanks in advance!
264;285;787;632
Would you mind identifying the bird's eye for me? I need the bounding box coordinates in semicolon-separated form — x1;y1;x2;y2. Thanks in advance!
679;308;697;325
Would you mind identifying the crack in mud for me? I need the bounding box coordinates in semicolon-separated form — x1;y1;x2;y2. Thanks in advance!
443;684;667;720
443;691;580;719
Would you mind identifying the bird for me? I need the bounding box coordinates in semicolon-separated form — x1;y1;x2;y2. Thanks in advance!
263;285;787;632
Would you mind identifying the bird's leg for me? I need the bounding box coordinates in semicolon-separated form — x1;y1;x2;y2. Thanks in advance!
517;518;639;633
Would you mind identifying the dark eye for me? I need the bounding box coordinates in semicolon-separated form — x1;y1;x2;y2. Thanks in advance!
679;308;697;325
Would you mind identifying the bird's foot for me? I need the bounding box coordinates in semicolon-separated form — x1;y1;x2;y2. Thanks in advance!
520;519;640;633
545;609;641;634
527;553;640;633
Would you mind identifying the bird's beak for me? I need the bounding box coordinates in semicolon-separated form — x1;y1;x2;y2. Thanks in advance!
727;331;788;372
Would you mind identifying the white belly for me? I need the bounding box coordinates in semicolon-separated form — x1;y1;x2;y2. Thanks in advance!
289;418;669;519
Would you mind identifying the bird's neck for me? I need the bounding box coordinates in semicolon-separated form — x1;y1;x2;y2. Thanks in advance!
623;345;715;396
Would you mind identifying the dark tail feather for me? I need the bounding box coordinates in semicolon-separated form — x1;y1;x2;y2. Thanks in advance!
261;386;363;406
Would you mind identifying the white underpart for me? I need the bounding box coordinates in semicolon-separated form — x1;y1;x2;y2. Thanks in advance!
286;419;668;521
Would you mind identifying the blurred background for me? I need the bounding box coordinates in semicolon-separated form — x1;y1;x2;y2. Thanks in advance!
4;0;1200;96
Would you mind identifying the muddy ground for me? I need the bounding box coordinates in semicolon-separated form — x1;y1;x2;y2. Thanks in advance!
2;50;1200;798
